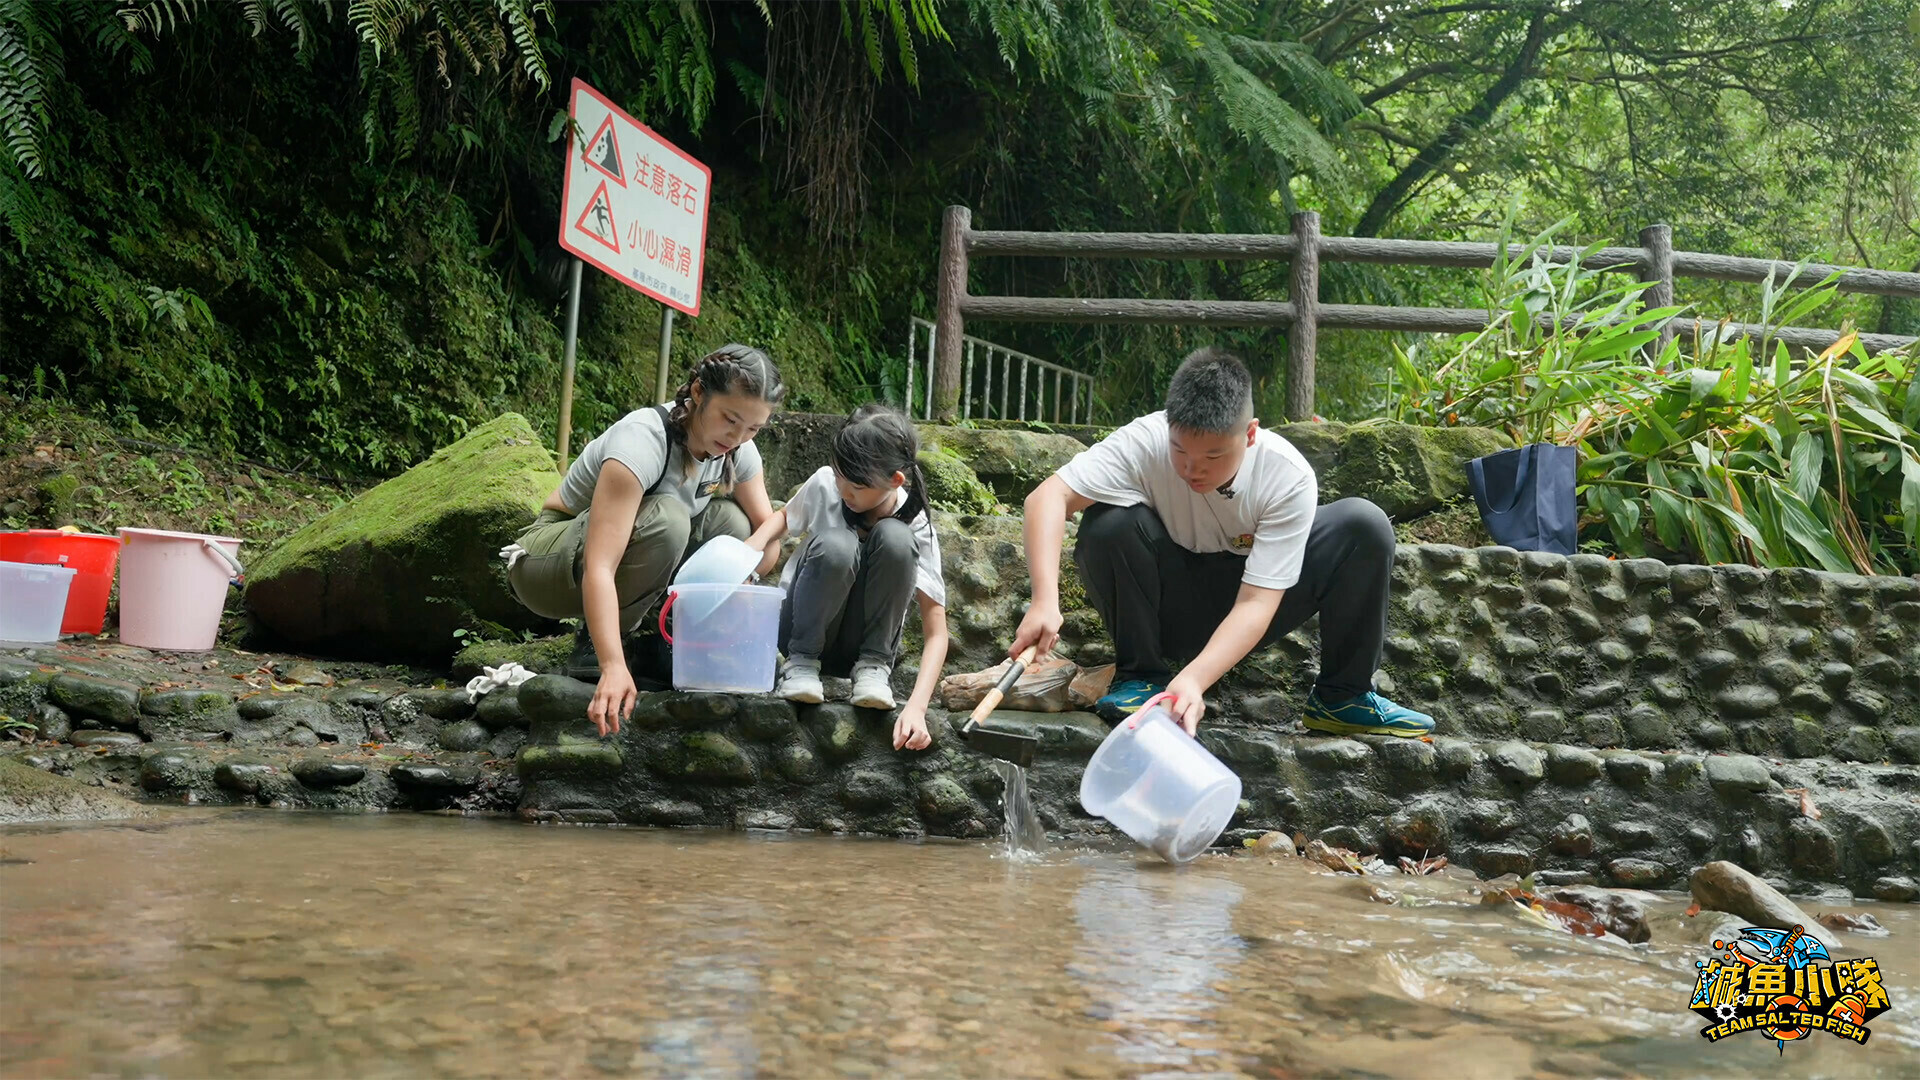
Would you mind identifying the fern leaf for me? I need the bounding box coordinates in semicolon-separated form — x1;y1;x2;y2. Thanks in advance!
0;22;44;177
240;0;267;37
884;0;918;87
859;0;884;80
271;0;315;61
1225;33;1361;128
1196;31;1346;188
494;0;549;90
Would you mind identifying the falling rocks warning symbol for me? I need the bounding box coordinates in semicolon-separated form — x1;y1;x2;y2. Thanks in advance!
575;180;619;253
585;115;624;185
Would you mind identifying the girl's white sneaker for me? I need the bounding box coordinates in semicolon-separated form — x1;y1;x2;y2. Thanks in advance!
849;662;896;710
776;658;825;704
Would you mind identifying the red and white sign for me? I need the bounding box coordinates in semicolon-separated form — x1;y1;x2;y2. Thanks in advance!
558;78;710;316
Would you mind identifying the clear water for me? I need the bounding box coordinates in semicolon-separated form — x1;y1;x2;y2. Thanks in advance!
993;761;1048;857
2;813;1915;1078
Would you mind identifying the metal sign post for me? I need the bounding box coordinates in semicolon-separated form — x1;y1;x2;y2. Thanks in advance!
655;305;674;404
556;259;585;464
555;77;712;458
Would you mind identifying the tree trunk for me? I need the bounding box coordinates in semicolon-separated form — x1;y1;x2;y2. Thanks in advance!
1354;12;1551;238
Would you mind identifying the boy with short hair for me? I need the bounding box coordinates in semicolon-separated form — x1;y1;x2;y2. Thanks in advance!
1011;346;1432;737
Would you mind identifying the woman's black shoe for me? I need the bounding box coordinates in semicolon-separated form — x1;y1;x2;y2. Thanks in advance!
563;626;600;683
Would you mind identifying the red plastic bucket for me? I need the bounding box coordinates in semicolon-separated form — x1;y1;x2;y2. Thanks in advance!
0;530;121;635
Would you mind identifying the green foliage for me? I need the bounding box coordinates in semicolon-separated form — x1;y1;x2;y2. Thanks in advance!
1384;218;1920;575
3;0;1918;478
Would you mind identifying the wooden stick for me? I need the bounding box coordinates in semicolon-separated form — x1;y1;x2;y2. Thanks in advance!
967;645;1037;729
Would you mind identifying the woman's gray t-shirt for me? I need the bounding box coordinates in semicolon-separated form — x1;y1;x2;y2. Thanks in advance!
556;405;763;516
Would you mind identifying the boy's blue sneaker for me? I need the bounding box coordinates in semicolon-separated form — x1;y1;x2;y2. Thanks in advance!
1303;690;1434;738
1094;679;1166;723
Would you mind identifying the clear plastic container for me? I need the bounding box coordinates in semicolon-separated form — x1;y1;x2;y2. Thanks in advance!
0;560;76;643
662;582;783;693
672;536;764;625
1079;699;1243;864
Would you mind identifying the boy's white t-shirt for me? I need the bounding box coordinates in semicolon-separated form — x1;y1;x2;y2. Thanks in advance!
1057;411;1318;590
779;466;948;612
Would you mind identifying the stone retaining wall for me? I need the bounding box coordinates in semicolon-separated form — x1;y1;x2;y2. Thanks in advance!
5;540;1917;900
1266;547;1920;754
505;676;1919;902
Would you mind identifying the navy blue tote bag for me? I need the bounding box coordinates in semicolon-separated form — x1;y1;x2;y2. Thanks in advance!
1467;443;1579;555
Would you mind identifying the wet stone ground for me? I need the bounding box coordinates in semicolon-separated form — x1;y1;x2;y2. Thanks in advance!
0;642;526;814
0;815;1915;1079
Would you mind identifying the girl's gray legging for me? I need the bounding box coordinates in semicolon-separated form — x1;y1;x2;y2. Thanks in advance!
1071;498;1395;700
779;517;918;674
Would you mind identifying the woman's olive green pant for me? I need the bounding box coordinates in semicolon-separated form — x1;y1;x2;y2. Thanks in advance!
507;497;750;632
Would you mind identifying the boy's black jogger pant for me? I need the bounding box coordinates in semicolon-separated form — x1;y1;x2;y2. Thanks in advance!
1071;498;1394;699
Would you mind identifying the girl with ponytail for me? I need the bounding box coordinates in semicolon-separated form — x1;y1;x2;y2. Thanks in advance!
744;404;950;751
507;344;786;735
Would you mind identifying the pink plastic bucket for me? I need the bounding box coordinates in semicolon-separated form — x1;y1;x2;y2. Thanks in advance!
116;528;245;651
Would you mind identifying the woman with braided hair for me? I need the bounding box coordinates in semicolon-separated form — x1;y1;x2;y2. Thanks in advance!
506;344;787;734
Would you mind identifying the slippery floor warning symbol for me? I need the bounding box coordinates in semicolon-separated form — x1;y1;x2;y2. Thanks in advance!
573;180;620;253
585;115;624;186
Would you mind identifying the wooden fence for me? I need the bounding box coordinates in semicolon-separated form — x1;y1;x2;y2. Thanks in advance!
930;206;1920;422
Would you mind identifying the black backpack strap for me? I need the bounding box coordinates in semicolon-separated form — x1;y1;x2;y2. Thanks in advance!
650;402;738;496
646;404;675;496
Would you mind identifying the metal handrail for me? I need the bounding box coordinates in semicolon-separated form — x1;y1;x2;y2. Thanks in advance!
906;317;1092;424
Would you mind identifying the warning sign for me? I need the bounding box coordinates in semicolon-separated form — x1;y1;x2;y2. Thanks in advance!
573;180;620;254
583;116;624;186
558;78;710;315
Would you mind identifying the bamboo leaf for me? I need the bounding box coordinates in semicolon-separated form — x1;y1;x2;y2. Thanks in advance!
1903;450;1920;548
1789;432;1824;508
1766;480;1856;573
1578;451;1629;481
1847;401;1907;442
1697;498;1770;561
1647;461;1688;551
1687;368;1726;405
1571;330;1660;366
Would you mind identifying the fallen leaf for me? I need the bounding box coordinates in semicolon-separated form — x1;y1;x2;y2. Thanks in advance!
1302;839;1367;874
1418;735;1434;743
359;743;384;750
1684;901;1702;917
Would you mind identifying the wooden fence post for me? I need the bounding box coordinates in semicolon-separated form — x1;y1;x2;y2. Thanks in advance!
933;206;971;422
1640;223;1674;360
1285;211;1320;421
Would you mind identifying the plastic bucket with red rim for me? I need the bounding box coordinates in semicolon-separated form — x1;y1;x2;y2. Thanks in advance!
0;530;121;635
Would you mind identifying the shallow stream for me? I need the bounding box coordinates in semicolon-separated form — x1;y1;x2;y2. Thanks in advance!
1;814;1914;1078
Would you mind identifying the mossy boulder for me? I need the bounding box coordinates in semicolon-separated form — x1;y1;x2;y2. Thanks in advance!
1272;421;1511;520
918;426;1086;504
918;447;999;514
244;414;559;662
451;634;575;682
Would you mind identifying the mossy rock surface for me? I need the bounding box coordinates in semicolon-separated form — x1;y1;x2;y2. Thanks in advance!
1274;421;1510;520
918;426;1086;504
0;758;156;823
451;635;575;682
918;447;999;514
244;414;559;663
